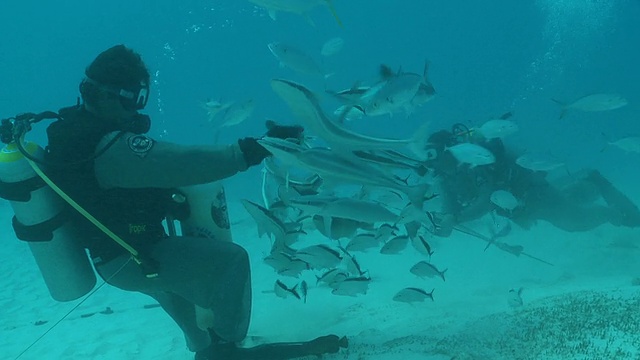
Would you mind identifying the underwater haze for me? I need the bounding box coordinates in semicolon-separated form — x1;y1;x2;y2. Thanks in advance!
2;1;640;359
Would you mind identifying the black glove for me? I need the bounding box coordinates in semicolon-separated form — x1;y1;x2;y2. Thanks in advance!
265;119;304;141
237;121;305;167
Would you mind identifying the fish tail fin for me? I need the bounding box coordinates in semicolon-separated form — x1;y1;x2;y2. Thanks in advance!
422;59;430;80
408;121;431;160
324;0;344;27
551;99;568;119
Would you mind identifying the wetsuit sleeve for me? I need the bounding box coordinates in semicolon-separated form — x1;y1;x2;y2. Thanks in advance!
94;132;249;189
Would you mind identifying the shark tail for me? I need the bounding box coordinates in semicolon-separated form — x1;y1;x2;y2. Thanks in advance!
408;121;432;161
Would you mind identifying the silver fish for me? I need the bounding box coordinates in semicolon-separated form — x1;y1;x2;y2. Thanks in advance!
340;248;366;276
274;279;307;302
312;215;366;240
330;276;371;297
360;69;423;116
219;99;255;127
241;199;288;248
375;223;399;240
410;234;434;258
345;233;380;252
490;190;520;211
294;244;342;269
320;37;344;57
333;105;364;122
553;93;628;119
316;268;349;287
268;42;329;78
393;287;434;303
476;119;518;139
379;235;409;255
410;261;447;281
609;136;640;153
201;99;232;121
249;0;342;26
446;143;495;168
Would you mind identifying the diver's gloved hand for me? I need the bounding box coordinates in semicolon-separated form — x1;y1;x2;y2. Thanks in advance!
265;120;304;142
237;121;305;167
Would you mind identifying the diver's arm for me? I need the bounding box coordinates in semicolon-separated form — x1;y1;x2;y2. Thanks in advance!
94;132;249;189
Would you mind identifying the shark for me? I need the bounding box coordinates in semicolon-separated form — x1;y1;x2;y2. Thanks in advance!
258;137;432;208
270;78;431;159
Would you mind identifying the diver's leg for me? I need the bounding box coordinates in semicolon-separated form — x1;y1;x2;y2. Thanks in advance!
538;203;615;232
148;237;252;343
587;170;640;227
151;292;211;352
94;254;212;351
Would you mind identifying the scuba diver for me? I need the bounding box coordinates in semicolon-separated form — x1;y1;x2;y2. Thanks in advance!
0;45;346;360
424;123;640;237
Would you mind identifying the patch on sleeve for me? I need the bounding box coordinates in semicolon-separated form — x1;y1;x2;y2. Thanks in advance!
127;135;154;156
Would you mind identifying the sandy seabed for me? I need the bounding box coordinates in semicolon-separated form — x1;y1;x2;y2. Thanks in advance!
2;198;639;360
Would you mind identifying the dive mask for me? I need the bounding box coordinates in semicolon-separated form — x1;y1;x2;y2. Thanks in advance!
84;77;149;111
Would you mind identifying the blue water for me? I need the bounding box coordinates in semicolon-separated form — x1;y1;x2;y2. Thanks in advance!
1;0;640;358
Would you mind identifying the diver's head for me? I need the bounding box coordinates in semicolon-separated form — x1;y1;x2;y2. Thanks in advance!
80;45;150;119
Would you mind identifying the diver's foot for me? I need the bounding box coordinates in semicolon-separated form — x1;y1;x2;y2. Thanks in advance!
194;341;238;360
587;170;640;227
196;334;348;360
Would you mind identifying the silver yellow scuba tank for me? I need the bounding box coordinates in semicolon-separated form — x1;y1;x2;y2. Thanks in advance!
177;182;232;242
0;141;97;302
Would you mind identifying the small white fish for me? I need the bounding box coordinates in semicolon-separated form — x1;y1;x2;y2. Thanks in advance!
361;70;423;116
333;105;364;122
515;154;564;172
375;223;398;240
330;276;371;297
410;234;434;258
201;99;232;121
553;93;628;119
446;143;495;167
274;279;307;302
316;268;349;287
609;136;640;153
345;233;380;252
341;250;365;276
294;244;342;269
379;235;409;255
219;99;255;127
410;261;447;281
321;37;344;57
476;119;519;139
268;42;329;78
507;287;523;308
249;0;342;27
490;190;520;212
393;287;434;303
